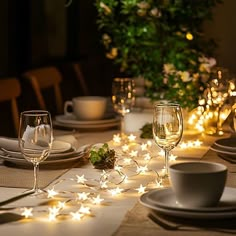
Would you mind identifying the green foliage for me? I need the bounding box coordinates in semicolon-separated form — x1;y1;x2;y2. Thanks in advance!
89;143;116;169
95;0;222;110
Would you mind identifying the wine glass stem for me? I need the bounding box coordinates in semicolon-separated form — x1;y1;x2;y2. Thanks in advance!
120;114;125;136
164;149;169;176
33;163;39;193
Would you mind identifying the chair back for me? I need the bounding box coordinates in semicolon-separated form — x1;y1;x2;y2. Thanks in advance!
0;78;21;133
23;66;63;114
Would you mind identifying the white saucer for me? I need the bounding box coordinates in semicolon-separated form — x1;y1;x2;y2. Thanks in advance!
2;140;72;157
0;145;89;166
140;187;236;219
210;144;236;158
54;114;120;130
215;137;236;151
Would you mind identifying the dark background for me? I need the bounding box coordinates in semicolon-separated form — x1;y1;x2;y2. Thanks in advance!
0;0;235;136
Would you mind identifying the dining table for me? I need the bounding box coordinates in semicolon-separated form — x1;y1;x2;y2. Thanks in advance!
0;111;236;236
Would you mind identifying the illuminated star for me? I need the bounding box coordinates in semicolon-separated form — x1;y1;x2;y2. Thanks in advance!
122;144;129;152
70;211;83;220
141;143;148;151
92;194;104;204
76;174;87;184
135;184;146;194
79;205;91;215
128;134;136;142
21;207;33;218
47;188;58;198
77;192;90;201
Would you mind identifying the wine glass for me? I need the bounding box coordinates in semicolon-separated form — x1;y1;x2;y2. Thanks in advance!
18;110;53;195
112;78;135;135
152;103;183;178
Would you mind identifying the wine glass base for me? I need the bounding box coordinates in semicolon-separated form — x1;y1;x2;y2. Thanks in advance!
24;188;46;197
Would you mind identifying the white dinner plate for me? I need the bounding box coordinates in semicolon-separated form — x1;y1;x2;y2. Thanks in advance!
210;144;236;158
1;140;72;157
140;187;236;219
0;145;90;166
54;115;120;130
55;114;119;125
214;137;236;151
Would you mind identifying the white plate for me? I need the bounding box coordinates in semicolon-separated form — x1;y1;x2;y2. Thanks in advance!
54;116;120;130
215;137;236;151
0;145;90;166
140;187;236;219
1;140;72;157
210;144;236;158
55;114;119;125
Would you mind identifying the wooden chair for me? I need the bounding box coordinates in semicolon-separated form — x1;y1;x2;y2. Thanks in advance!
72;63;89;95
23;66;63;115
0;78;21;134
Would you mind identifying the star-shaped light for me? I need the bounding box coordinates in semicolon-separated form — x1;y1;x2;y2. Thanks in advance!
129;150;138;157
122;144;129;152
128;134;136;142
77;192;90;201
47;188;58;198
76;174;87;184
92;194;104;204
141;143;148;151
143;153;151;161
109;187;123;196
70;211;83;220
79;205;91;215
135;184;146;194
136;165;148;174
21;207;33;218
113;134;121;143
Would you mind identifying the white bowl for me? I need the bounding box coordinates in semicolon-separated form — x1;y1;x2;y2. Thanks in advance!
169;161;227;208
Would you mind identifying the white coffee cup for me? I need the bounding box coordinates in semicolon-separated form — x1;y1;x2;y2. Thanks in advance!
64;96;107;120
169;161;227;208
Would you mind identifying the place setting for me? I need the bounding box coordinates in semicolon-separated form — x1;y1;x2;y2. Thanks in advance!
140;161;236;226
210;136;236;163
54;96;121;130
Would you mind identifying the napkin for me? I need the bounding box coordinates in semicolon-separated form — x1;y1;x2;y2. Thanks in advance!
124;110;153;132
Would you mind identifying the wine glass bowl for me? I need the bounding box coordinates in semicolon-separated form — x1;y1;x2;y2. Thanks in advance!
152;103;183;178
18;110;53;195
112;78;135;135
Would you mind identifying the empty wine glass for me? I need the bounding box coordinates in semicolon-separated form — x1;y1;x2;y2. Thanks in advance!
112;78;135;135
152;103;183;178
18;110;53;195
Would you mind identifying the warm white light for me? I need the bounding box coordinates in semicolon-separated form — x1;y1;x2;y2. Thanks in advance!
141;143;148;151
109;187;123;196
77;192;90;201
143;153;151;161
47;188;58;198
135;184;146;194
79;205;91;215
92;194;104;204
70;211;83;221
129;150;138;157
113;134;121;143
128;134;136;142
122;144;129;152
76;174;87;184
21;207;33;218
136;165;148;174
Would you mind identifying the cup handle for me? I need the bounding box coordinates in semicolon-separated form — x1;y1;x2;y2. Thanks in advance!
64;101;73;116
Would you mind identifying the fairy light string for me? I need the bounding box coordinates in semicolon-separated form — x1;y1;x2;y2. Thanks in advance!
12;132;203;221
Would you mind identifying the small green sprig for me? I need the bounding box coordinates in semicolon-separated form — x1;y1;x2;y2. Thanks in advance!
140;123;153;139
89;143;116;169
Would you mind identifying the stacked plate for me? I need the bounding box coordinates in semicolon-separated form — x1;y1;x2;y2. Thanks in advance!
0;138;89;167
210;137;236;163
140;187;236;219
54;113;120;130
